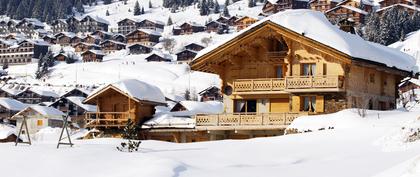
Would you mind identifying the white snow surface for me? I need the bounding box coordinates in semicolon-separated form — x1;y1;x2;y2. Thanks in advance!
195;10;418;73
27;105;65;117
0;124;15;139
0;98;27;111
171;100;224;116
65;96;97;112
1;108;420;177
389;30;420;68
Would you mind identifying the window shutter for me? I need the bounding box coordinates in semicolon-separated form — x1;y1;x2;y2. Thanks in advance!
292;96;300;112
316;95;324;113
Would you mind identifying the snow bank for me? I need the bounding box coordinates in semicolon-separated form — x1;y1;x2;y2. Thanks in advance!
0;124;15;139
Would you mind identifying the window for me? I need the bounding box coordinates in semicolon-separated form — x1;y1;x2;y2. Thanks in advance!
276;65;284;78
234;100;257;113
37;119;43;126
302;96;316;112
302;63;316;76
369;73;375;83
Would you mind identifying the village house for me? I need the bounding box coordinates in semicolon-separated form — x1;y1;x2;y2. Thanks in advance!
78;15;109;33
117;18;138;35
145;52;172;62
378;0;420;8
234;16;258;31
376;3;420;15
83;34;102;44
0;98;27;121
176;49;197;64
53;53;68;62
42;35;56;44
262;0;309;15
117;18;164;35
50;19;69;34
49;96;96;127
100;40;127;53
309;0;342;12
175;22;206;35
55;32;76;46
125;29;161;46
137;19;165;31
157;10;416;142
82;79;166;130
12;105;65;134
0;39;49;65
74;42;101;53
325;0;374;25
14;87;59;105
205;21;229;34
198;86;223;102
14;18;45;39
82;50;105;62
60;87;92;98
128;43;152;54
112;34;127;43
185;43;205;51
91;30;113;40
399;78;420;93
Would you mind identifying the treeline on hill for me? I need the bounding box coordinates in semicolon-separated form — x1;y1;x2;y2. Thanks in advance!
361;7;420;46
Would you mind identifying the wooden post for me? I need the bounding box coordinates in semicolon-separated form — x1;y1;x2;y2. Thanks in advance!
57;115;74;149
15;116;31;146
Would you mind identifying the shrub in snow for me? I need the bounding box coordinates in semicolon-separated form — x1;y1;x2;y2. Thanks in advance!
117;119;141;152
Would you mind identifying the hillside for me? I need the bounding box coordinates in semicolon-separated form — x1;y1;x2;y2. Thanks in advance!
389;30;420;67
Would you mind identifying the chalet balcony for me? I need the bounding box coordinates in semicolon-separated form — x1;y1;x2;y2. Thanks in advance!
233;75;344;94
195;112;309;130
266;51;287;60
85;112;131;128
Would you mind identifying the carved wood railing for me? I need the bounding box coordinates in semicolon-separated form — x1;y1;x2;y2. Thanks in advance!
195;112;308;127
267;51;287;58
233;75;344;92
85;112;131;128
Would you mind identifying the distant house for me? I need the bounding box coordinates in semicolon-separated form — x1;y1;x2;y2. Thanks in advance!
117;18;138;35
82;50;105;62
177;22;206;35
137;19;165;31
55;32;76;46
42;35;56;44
262;0;309;15
198;86;222;102
125;29;161;46
50;19;68;34
235;16;258;31
15;87;59;104
0;84;28;98
78;15;109;33
53;53;68;62
70;36;83;45
128;43;152;54
91;30;113;40
74;42;101;53
378;0;419;8
399;78;420;93
376;3;420;15
12;106;65;134
0;98;27;120
215;16;229;24
49;96;96;126
309;0;342;12
205;21;229;34
226;16;240;26
170;101;223;116
113;34;127;43
185;43;205;51
100;40;126;53
176;49;197;63
145;52;172;62
325;0;373;25
83;79;166;129
60;87;92;98
83;34;102;44
172;26;182;35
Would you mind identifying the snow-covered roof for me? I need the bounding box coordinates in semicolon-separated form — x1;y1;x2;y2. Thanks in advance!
389;30;420;67
83;50;106;56
12;105;65;120
0;84;28;96
0;98;27;111
171;101;223;116
29;87;59;98
100;40;127;46
376;3;420;13
86;79;166;105
142;113;195;129
194;10;418;73
65;96;97;112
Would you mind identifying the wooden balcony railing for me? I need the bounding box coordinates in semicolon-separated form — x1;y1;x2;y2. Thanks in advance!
195;112;308;127
267;51;287;58
233;75;344;93
85;112;131;128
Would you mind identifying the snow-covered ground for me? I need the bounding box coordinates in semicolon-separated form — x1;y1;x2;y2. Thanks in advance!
389;30;420;67
1;108;420;177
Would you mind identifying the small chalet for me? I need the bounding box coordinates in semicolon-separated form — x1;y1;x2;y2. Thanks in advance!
235;16;258;31
74;42;101;53
61;87;92;98
0;98;27;120
42;35;56;44
309;0;342;12
198;86;223;102
399;78;420;93
376;3;420;15
226;16;240;26
55;32;76;46
51;19;68;34
12;106;65;134
83;79;166;129
177;22;206;35
128;43;152;54
205;21;229;34
91;30;112;40
100;40;127;53
379;0;419;8
0;84;28;98
325;0;373;25
185;43;205;51
113;34;127;43
49;96;97;126
83;35;101;44
137;19;165;31
125;29;162;46
16;87;59;104
53;53;68;62
176;49;197;63
82;50;105;62
262;0;309;15
216;16;229;24
145;52;172;62
117;18;138;35
70;36;83;45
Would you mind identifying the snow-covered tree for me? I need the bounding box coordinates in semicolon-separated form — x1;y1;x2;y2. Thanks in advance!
223;0;230;17
200;0;210;16
106;10;110;16
149;0;153;8
134;1;141;15
167;16;173;25
214;0;220;13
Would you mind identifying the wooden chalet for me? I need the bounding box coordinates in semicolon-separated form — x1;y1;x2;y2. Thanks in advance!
50;19;68;34
49;96;96;126
227;16;240;26
100;40;126;53
177;22;206;35
91;30;112;40
61;87;92;98
183;10;416;141
128;43;152;54
81;50;105;62
42;35;56;44
216;16;229;24
379;0;420;8
137;19;165;31
74;42;101;53
125;29;161;46
113;34;127;43
235;16;258;31
117;18;138;35
325;0;374;25
70;36;83;45
78;15;109;33
185;43;205;51
145;52;172;62
15;87;59;104
83;79;166;129
83;34;101;44
55;32;76;46
262;0;309;15
399;78;420;93
0;98;27;121
12;106;65;134
198;86;223;102
53;53;68;62
176;49;197;63
309;0;342;12
205;21;229;34
376;3;420;15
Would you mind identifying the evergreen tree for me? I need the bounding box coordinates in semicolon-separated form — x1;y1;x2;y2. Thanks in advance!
149;0;152;8
208;0;214;8
141;6;145;14
106;10;110;16
248;0;255;7
200;0;210;16
214;0;220;13
223;0;230;17
167;16;173;25
116;119;141;152
134;1;141;15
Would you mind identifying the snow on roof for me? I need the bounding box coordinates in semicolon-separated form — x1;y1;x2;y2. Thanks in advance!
12;105;65;120
171;101;223;116
408;78;420;86
0;84;28;96
29;87;59;98
142;113;195;129
376;3;420;13
87;79;166;104
65;96;97;112
126;29;162;36
326;5;368;15
0;124;15;139
147;50;173;60
83;50;106;56
100;40;127;46
81;15;110;25
0;98;27;111
195;10;418;73
389;30;420;67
